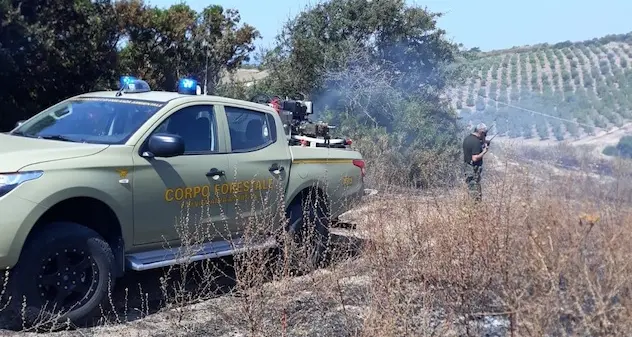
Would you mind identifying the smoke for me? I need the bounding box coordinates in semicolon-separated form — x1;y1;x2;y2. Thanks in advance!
312;45;402;129
309;40;460;138
300;39;465;188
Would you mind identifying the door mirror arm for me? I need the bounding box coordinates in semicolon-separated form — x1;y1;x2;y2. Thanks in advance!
141;151;155;159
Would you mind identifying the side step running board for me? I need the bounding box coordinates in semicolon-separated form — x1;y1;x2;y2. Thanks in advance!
331;221;357;230
125;237;278;271
364;188;378;196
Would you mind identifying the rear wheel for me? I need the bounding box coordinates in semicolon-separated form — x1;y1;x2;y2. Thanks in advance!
278;190;332;275
5;222;116;329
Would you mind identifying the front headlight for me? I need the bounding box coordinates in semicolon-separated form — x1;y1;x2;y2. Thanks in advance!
0;171;43;198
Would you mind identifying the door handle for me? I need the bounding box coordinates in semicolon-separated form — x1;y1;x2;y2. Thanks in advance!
206;168;225;179
269;163;285;175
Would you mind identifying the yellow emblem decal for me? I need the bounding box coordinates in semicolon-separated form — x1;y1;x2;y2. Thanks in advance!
116;169;129;179
116;169;130;184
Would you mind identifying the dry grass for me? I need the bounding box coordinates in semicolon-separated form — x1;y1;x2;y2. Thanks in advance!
2;140;632;337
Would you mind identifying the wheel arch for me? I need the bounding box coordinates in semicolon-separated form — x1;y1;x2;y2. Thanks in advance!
26;196;126;277
285;181;331;218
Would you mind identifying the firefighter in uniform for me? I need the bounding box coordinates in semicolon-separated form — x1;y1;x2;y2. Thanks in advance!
462;123;489;202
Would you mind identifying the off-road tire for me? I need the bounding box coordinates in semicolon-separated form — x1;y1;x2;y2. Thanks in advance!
4;222;116;330
278;192;332;275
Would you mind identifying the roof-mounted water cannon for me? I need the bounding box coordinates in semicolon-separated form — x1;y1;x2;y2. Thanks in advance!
278;98;313;121
250;93;351;149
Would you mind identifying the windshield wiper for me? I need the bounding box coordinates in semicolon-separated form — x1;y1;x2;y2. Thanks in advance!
9;131;35;138
38;135;77;142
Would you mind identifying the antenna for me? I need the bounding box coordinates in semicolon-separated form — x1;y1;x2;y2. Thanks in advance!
203;29;209;95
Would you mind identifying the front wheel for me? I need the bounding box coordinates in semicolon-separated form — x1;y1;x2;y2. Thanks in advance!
5;222;116;329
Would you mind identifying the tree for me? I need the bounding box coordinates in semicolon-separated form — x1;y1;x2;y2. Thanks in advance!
604;136;632;158
262;0;461;97
0;0;260;131
475;97;486;111
616;136;632;158
114;1;198;90
115;0;260;93
259;0;465;187
0;0;120;130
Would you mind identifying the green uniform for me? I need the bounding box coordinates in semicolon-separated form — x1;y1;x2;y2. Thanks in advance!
462;133;485;201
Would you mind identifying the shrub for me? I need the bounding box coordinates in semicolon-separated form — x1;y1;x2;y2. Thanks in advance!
615;135;632;158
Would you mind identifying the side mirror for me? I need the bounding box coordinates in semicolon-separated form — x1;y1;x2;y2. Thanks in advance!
144;133;185;158
15;120;26;128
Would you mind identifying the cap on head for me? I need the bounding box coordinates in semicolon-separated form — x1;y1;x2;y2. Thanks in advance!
475;123;488;133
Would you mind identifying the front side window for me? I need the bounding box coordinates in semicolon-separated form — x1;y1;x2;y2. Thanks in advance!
150;105;218;154
225;106;276;152
10;97;164;144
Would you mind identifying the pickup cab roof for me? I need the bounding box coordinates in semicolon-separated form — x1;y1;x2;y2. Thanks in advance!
77;90;278;114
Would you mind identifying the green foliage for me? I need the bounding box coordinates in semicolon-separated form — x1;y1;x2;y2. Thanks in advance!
475;97;486;111
255;0;464;186
261;0;460;96
0;0;120;129
536;121;549;140
0;0;260;130
603;145;618;156
604;135;632;158
115;1;260;92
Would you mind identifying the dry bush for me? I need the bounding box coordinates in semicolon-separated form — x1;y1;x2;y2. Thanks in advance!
344;145;632;336
349;135;461;193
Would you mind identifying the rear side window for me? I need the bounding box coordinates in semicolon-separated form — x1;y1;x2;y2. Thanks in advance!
225;106;277;152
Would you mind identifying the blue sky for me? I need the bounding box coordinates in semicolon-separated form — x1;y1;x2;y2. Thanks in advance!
147;0;632;52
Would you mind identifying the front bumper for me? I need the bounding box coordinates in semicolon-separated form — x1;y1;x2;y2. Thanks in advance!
0;195;43;269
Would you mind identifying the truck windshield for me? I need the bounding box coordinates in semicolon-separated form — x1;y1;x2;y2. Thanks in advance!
10;97;164;144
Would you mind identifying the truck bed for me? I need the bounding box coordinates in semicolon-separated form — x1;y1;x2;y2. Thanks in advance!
286;146;365;220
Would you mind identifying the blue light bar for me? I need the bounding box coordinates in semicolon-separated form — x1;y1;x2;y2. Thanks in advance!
120;76;137;88
118;75;151;93
177;78;201;95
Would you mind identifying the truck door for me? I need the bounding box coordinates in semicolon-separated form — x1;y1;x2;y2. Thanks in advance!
220;104;292;240
131;103;233;246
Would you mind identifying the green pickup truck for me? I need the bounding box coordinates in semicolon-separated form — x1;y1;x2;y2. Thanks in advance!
0;77;365;326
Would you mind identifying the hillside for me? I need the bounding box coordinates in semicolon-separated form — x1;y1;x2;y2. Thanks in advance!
450;32;632;145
